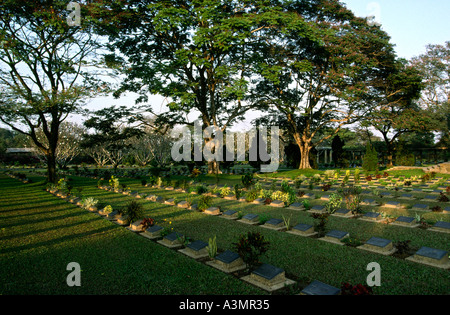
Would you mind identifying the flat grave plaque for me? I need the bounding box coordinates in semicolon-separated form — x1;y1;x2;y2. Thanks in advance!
164;198;176;205
357;237;396;255
179;240;209;259
383;201;404;209
269;200;285;207
206;250;246;273
411;204;429;211
300;280;340;295
222;210;238;220
360;211;382;222
361;199;379;206
127;220;145;232
141;225;163;240
288;223;317;237
319;230;349;245
398;194;413;200
241;263;295;292
406;247;450;269
422;195;437;202
332;208;354;218
238;213;259;225
429;221;450;234
204;207;221;216
391;216;419;228
288;202;304;211
262;218;286;231
253;198;265;205
443;206;450;214
177;201;189;208
157;231;184;249
308;205;325;214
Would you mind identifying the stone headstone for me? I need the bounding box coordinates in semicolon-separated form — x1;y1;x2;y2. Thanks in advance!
157;231;184;249
406;246;450;269
411;204;429;211
204;207;221;216
164;198;176;205
361;199;379;206
360;212;382;222
357;237;396;255
320;230;349;245
391;216;419;228
308;205;325;214
288;223;317;237
383;201;404;209
262;218;286;231
141;225;163;240
206;250;246;273
177;201;189;208
238;213;259;225
222;210;238;220
422;195;437;202
288;202;304;211
253;198;265;205
269;200;285;207
332;208;354;218
241;263;295;292
429;221;450;234
300;280;340;295
179;240;209;259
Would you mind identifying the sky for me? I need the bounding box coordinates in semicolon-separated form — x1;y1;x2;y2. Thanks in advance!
3;1;450;133
342;0;450;60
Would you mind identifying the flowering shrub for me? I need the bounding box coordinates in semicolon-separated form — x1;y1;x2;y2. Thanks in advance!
103;205;113;214
341;282;373;295
141;217;155;229
109;175;119;189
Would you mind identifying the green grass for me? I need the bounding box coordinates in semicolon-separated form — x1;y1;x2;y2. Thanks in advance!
1;169;449;295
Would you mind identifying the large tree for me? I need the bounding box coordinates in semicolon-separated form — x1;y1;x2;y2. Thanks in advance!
94;0;318;173
362;59;425;167
0;0;109;182
411;41;450;147
250;0;400;169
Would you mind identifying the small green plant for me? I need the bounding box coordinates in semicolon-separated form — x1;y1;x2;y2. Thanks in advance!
282;214;292;231
310;212;330;237
81;197;98;210
258;214;270;225
103;205;113;214
233;232;270;272
196;185;208;195
234;184;243;200
325;193;342;214
242;173;256;189
123;200;144;225
207;235;218;259
301;199;311;210
245;189;258;202
198;195;213;211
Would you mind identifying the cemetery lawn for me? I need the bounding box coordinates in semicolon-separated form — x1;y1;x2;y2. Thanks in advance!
1;170;449;295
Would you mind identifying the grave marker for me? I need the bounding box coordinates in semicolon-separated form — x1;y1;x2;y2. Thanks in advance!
140;225;163;240
178;240;209;259
300;280;340;295
269;200;285;207
221;210;238;220
406;247;450;269
357;237;396;255
391;216;419;228
319;230;349;245
287;223;317;237
238;213;260;225
429;221;450;234
206;250;246;273
204;207;221;216
241;263;295;292
157;232;185;249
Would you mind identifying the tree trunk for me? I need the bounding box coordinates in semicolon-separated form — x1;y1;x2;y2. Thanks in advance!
298;145;312;169
208;160;221;174
46;152;57;184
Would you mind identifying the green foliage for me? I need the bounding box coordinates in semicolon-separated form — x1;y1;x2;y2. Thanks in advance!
242;174;256;189
362;143;378;172
123;200;144;225
207;236;218;259
198;195;213;211
325;193;342;214
233;232;270;271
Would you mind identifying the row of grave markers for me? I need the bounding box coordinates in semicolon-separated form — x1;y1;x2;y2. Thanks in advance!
96;182;450;272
